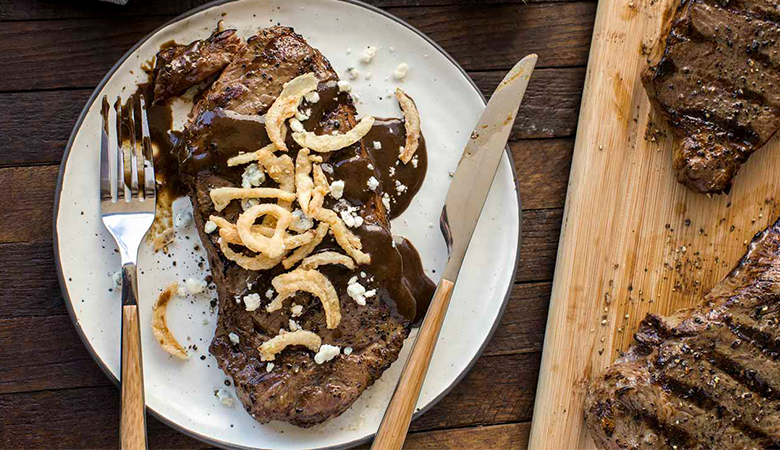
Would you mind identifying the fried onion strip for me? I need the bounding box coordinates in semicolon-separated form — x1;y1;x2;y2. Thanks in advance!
266;73;319;152
210;187;296;212
292;116;375;153
282;222;329;269
237;204;292;258
219;237;283;270
314;208;370;264
227;143;276;167
151;282;189;360
308;164;329;217
395;88;421;164
259;330;321;362
300;251;355;270
295;148;314;213
210;215;313;249
267;269;341;329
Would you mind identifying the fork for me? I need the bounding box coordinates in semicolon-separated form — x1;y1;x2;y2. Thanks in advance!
100;94;156;450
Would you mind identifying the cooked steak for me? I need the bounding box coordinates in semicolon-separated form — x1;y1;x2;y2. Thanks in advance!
585;218;780;449
154;26;433;427
152;22;246;105
642;0;780;194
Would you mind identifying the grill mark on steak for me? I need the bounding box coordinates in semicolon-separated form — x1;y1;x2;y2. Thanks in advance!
586;217;780;449
642;0;780;194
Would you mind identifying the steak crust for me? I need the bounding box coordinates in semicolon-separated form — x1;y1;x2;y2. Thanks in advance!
154;26;414;427
643;0;780;194
586;218;780;449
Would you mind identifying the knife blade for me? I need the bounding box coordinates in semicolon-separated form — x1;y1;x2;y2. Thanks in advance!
372;55;537;450
440;53;537;281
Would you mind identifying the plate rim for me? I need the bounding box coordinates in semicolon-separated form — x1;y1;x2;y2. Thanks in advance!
51;0;524;448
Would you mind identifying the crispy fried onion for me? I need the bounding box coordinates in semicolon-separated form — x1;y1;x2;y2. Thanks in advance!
300;251;355;270
267;269;341;329
227;143;276;167
237;204;292;258
266;73;320;152
308;164;329;217
210;187;295;212
151;282;189;360
314;208;371;265
295;148;314;213
219;236;283;271
396;88;421;164
283;222;329;269
256;147;295;193
210;215;314;249
292;116;375;153
259;330;321;362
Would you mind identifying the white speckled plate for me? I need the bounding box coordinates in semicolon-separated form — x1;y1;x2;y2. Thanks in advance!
53;0;521;448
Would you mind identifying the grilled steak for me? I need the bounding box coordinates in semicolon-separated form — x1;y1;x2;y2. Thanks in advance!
152;22;246;105
585;218;780;449
642;0;780;194
153;26;433;427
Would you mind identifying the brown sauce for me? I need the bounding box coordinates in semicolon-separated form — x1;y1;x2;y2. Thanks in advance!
128;60;435;326
364;118;428;220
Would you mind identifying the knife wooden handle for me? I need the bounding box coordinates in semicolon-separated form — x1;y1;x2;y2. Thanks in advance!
371;278;455;450
121;304;147;450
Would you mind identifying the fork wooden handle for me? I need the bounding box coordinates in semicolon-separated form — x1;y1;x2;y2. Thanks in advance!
372;279;455;450
121;304;147;450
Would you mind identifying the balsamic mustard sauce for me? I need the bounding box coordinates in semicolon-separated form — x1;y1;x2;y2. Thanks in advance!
128;69;435;326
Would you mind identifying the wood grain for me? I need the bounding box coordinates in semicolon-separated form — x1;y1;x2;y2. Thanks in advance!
0;70;583;167
120;304;147;450
359;422;531;450
373;279;455;450
529;0;780;448
0;0;592;21
0;242;63;319
0;4;594;91
0;353;540;448
0;165;58;244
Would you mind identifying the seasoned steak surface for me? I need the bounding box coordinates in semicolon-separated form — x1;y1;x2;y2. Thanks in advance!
586;218;780;449
643;0;780;194
155;26;413;427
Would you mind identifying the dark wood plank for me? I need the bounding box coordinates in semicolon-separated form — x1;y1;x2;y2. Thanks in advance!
0;315;108;395
390;2;595;71
0;352;539;447
517;208;564;283
0;3;593;91
514;139;575;211
0;242;64;319
0;386;204;449
484;282;551;357
0;0;590;21
358;422;531;450
0;165;58;244
0;69;584;168
0;89;89;167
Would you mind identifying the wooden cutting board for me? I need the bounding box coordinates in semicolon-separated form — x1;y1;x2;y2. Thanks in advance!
527;0;780;448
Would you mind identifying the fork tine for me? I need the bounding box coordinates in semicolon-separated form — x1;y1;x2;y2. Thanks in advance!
139;94;156;201
100;96;112;201
114;98;128;201
127;99;139;199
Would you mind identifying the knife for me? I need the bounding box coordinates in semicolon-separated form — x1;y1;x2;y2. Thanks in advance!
371;54;538;450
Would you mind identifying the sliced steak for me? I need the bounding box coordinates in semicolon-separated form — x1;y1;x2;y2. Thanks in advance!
152;22;246;105
585;218;780;449
155;26;426;427
642;0;780;194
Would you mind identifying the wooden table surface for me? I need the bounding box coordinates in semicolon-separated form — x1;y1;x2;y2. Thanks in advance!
0;0;596;448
